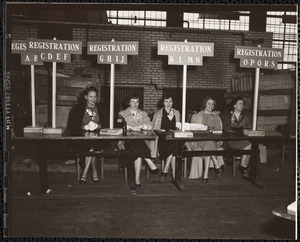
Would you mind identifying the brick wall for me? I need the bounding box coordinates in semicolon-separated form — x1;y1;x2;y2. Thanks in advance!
11;23;273;113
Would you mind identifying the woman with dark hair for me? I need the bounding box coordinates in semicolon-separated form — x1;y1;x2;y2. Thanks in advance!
186;96;223;183
68;86;108;184
118;94;158;187
222;96;252;175
152;94;181;179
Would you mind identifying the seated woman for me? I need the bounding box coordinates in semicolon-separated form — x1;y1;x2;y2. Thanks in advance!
68;86;108;184
186;96;223;183
118;94;158;187
152;94;181;179
222;96;252;175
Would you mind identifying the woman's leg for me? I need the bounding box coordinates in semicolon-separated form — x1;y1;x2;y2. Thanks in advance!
134;157;143;185
240;144;251;168
90;157;99;180
82;156;92;178
170;155;176;179
162;154;173;173
144;158;158;170
241;155;251;169
203;157;210;181
211;156;221;169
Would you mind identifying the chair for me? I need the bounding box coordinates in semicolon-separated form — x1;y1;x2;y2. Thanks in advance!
224;148;242;178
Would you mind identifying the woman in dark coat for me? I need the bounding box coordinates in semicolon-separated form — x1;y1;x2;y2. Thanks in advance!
152;94;181;179
68;86;108;184
222;96;252;174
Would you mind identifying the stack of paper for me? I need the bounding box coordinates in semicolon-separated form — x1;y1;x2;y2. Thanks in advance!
100;128;123;136
243;129;265;136
176;122;208;131
171;130;193;138
211;130;223;134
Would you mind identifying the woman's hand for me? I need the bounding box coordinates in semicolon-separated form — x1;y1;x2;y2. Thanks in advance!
117;141;125;150
131;124;146;131
85;121;99;131
127;123;148;131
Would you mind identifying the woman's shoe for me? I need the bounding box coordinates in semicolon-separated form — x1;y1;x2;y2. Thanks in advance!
214;168;222;174
220;165;225;173
92;176;99;183
79;177;87;185
203;178;208;183
135;183;142;187
239;166;249;175
149;167;159;174
161;172;168;179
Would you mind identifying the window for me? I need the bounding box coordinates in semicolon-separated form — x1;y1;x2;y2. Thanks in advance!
107;10;166;27
183;12;250;31
266;11;297;70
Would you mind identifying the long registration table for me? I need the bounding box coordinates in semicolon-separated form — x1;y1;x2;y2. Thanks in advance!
14;130;157;194
155;129;286;192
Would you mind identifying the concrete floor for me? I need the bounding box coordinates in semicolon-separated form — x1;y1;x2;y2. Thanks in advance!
7;150;297;239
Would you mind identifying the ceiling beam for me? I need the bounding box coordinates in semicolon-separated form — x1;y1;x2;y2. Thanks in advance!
8;3;297;13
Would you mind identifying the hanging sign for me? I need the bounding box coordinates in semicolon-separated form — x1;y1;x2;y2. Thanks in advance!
11;39;82;64
158;41;214;66
12;40;43;65
234;46;283;69
87;41;138;64
26;39;82;63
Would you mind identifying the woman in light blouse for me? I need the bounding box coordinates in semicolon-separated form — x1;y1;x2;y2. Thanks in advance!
118;95;158;187
186;96;223;183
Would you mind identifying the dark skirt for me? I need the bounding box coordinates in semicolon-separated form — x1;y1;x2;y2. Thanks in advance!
125;140;152;161
227;140;251;150
158;139;177;160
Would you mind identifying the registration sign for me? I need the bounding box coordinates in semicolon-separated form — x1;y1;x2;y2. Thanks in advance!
12;39;82;64
158;41;214;66
12;40;43;65
234;46;283;69
87;41;138;64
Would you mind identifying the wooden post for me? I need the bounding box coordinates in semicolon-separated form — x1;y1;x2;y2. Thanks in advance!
109;39;116;129
52;37;57;128
110;63;115;129
181;64;187;131
252;66;260;131
30;65;36;127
